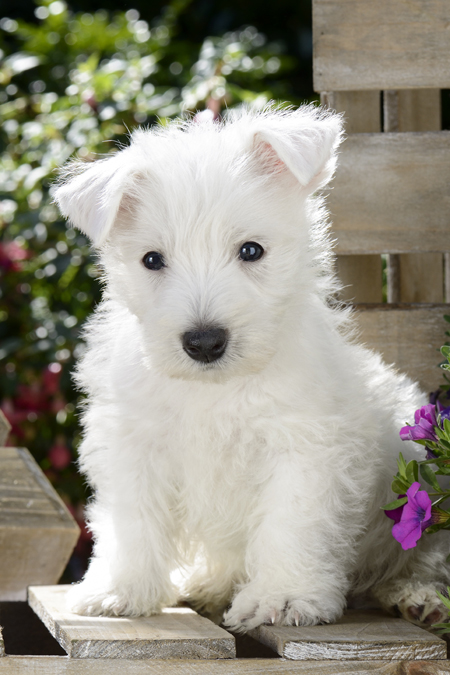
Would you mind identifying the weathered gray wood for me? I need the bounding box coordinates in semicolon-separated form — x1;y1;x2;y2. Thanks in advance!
248;610;446;661
1;656;450;674
0;412;11;447
354;304;449;394
387;255;400;304
0;627;3;657
321;91;380;134
313;0;450;91
0;448;79;600
321;91;382;304
383;89;443;304
396;254;444;303
383;90;441;134
335;255;382;304
28;585;235;660
327;132;450;255
446;254;450;303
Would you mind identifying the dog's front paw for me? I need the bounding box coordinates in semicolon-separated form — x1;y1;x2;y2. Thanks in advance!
66;580;163;617
223;585;344;633
396;585;448;628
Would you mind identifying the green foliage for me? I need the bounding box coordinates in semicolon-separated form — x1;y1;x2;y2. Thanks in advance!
0;0;297;575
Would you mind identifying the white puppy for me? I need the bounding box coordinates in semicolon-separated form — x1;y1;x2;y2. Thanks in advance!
54;105;449;631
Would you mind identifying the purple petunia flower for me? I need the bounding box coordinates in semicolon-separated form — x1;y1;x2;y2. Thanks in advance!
388;482;432;550
399;404;438;442
437;401;450;423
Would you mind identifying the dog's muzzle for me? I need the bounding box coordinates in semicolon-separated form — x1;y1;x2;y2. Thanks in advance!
182;328;228;364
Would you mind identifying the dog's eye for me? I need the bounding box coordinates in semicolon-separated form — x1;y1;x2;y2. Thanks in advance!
142;251;165;271
239;242;264;262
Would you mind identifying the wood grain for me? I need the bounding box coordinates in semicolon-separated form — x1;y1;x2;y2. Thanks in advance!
354;304;449;395
28;586;235;660
313;0;450;91
248;610;446;661
326;132;450;255
321;91;382;304
383;89;443;303
0;412;11;447
0;448;79;600
1;656;450;674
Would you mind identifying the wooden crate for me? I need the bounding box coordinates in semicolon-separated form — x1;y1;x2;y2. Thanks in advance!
0;595;449;672
314;0;450;393
0;448;79;600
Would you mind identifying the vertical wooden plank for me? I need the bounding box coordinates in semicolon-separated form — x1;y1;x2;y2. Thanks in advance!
445;254;450;303
0;412;10;447
383;89;443;302
321;91;382;303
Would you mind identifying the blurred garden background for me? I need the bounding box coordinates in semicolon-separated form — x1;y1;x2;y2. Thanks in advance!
0;0;315;580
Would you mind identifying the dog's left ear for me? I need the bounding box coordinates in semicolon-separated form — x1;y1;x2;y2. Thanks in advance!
253;107;343;193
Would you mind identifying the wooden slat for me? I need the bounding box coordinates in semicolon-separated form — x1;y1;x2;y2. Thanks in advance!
28;586;235;660
321;91;382;303
0;412;10;447
0;448;79;601
383;89;443;303
383;90;441;134
354;304;449;394
313;0;450;91
327;132;450;255
320;91;380;134
1;657;450;674
335;256;382;303
248;610;446;661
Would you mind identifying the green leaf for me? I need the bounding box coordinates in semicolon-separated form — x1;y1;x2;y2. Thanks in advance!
444;315;450;324
441;345;450;359
406;460;418;484
441;363;450;371
436;590;450;611
397;453;407;478
380;497;408;511
444;419;450;437
420;463;441;491
391;478;410;494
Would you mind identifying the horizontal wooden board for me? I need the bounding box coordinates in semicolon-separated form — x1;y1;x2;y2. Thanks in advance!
248;610;446;661
327;132;450;255
1;656;450;674
28;586;235;660
354;304;449;395
313;0;450;90
0;449;79;600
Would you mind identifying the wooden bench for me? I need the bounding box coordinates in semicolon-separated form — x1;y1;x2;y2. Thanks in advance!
314;0;450;394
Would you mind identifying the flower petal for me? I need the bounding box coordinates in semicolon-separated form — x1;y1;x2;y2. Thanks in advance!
392;518;423;550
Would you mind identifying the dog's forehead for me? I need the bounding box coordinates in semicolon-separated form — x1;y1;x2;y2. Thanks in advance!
129;128;295;245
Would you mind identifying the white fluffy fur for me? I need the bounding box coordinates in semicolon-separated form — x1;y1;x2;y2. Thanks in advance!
54;105;450;631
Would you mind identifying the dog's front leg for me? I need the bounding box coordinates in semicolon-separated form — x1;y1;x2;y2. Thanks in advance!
223;449;354;632
67;471;179;617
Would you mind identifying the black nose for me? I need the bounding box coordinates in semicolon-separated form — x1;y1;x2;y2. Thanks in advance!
182;328;228;363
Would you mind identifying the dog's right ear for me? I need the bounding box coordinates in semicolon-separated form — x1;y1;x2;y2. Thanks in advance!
53;150;135;247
